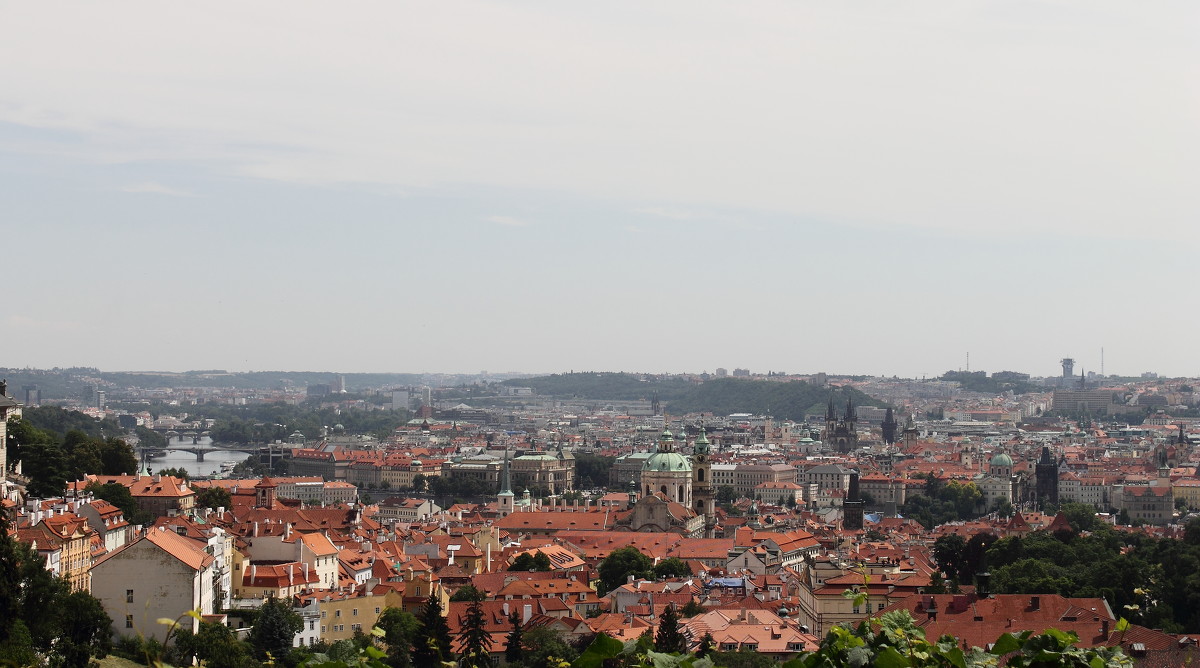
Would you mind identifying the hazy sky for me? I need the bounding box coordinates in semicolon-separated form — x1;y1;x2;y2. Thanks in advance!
2;2;1197;379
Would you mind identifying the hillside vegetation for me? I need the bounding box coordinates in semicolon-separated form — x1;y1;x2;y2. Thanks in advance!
503;373;883;421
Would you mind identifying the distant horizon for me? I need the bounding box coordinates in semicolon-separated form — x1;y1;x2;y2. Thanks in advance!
2;365;1191;382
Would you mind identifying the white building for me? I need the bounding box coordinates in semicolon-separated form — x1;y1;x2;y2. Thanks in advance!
92;527;219;642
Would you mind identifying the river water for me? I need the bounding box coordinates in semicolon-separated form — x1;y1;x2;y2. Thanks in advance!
148;436;253;479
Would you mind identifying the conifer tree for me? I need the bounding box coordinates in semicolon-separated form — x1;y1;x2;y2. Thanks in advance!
412;592;452;666
654;605;687;654
504;612;523;665
456;599;492;668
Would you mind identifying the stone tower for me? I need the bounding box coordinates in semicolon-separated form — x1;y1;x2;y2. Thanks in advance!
881;407;899;445
497;448;515;517
822;395;859;454
692;428;717;538
1035;446;1058;507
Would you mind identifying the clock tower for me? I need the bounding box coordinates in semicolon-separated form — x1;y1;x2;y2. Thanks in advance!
692;428;717;538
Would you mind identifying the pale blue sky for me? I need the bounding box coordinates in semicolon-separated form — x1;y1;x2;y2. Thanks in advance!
1;2;1197;378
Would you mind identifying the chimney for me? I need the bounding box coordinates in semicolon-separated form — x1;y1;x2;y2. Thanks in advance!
503;602;510;616
522;604;532;625
1102;619;1110;639
1030;596;1040;611
254;522;259;538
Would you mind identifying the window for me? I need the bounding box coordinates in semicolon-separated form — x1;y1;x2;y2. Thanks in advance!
375;607;381;614
878;603;885;611
321;611;327;619
126;615;134;628
309;621;315;631
352;609;358;616
321;626;326;634
335;610;341;618
126;589;134;603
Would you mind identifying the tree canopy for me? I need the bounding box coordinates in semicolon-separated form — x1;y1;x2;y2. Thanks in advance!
597;546;654;596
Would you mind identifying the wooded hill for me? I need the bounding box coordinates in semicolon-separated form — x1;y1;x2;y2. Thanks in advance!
502;373;884;421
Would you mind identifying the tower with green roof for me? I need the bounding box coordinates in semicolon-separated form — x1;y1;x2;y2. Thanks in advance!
497;448;515;517
692;427;717;538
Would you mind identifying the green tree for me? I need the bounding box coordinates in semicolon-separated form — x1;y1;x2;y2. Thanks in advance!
172;620;255;668
680;599;705;618
962;532;998;584
156;466;191;480
412;593;452;666
99;437;139;476
654;605;687;654
57;590;114;667
377;607;420;668
597;546;654;596
450;585;486;602
716;485;737;504
22;440;69;498
1059;502;1099;532
63;430;104;479
932;534;966;581
520;626;577;668
86;481;152;525
510;551;553;572
504;612;524;665
196;486;233;511
248;596;303;662
457;599;493;668
652;558;690;579
696;632;715;658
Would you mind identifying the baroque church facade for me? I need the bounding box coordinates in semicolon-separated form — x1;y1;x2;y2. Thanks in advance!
616;428;717;538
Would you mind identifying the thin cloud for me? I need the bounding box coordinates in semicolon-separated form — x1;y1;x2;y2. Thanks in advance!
635;206;699;221
119;182;198;197
486;215;530;227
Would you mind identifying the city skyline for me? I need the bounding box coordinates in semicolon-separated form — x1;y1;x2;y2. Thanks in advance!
2;2;1197;378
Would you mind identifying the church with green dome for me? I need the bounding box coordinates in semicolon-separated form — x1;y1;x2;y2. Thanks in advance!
615;427;712;537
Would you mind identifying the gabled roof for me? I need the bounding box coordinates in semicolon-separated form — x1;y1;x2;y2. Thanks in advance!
96;527;214;572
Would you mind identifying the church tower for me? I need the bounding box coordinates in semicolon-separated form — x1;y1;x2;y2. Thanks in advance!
901;414;919;448
1035;446;1058;508
824;396;859;454
497;448;515;517
823;395;838;441
254;476;278;509
692;428;716;538
881;408;898;445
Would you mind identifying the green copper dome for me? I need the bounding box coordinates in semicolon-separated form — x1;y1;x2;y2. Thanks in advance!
643;451;693;472
990;451;1013;468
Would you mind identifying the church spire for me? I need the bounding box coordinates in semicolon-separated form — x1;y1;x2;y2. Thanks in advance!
499;447;512;495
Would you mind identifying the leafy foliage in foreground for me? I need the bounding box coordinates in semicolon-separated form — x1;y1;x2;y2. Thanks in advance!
574;609;1131;668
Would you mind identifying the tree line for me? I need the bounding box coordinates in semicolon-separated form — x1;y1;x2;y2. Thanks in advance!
7;417;139;497
931;518;1200;633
